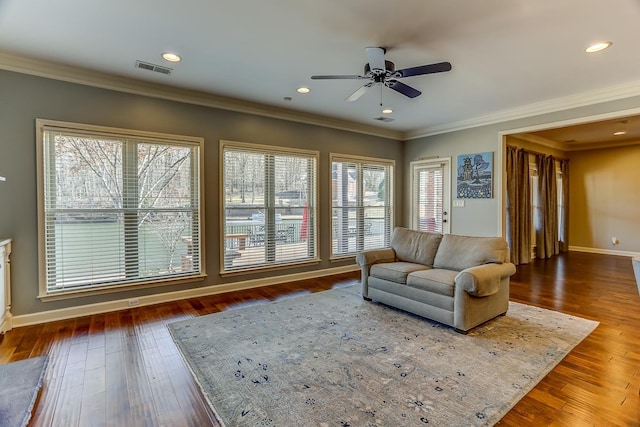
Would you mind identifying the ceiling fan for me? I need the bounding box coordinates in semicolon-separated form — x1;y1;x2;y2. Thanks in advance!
311;47;452;102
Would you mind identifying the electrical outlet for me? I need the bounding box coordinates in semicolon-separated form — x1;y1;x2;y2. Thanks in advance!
127;298;140;307
611;236;619;245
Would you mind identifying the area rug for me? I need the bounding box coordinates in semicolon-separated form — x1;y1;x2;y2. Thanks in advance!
0;355;48;427
168;286;598;426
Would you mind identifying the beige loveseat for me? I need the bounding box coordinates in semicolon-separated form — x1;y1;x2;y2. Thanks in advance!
356;227;516;332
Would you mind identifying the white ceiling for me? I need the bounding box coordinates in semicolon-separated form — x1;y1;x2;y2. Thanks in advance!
1;0;640;139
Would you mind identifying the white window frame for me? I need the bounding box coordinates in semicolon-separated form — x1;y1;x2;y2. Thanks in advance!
330;153;394;259
220;140;319;274
36;119;205;300
410;157;451;234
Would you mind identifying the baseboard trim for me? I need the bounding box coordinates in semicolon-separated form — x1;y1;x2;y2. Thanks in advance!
0;313;12;334
569;246;640;258
11;265;360;329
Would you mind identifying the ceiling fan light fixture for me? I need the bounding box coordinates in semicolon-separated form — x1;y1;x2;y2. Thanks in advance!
382;108;393;114
161;52;181;62
296;87;311;94
585;41;612;53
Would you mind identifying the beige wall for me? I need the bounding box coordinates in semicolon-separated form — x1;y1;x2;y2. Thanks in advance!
505;135;640;253
569;144;640;252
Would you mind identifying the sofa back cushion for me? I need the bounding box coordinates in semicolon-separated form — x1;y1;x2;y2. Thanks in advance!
433;234;507;271
390;227;442;266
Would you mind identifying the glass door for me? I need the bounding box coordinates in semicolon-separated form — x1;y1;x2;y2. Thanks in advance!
411;158;451;234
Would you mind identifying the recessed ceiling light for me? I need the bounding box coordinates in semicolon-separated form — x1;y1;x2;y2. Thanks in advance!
585;41;612;53
382;108;393;114
296;87;311;94
162;52;181;62
613;131;626;136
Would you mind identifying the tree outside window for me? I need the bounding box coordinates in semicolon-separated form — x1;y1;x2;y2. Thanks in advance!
37;120;203;297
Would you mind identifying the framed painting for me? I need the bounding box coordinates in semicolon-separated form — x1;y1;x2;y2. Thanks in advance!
456;152;493;198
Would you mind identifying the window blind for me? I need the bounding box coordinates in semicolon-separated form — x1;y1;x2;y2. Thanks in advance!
331;155;393;257
221;142;318;272
413;164;444;233
39;121;202;296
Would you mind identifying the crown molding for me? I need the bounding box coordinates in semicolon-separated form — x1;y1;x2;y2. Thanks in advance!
513;132;640;152
6;50;640;143
403;79;640;140
509;133;567;151
0;50;402;141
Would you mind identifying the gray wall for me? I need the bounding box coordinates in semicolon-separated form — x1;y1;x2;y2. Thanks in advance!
3;66;640;317
404;95;640;240
404;126;505;237
0;70;403;316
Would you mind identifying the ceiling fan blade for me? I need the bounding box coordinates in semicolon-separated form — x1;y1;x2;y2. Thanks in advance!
365;47;386;72
387;80;421;98
346;82;374;102
311;74;366;80
393;61;452;78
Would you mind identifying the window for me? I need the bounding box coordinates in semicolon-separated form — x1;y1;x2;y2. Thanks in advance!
331;154;394;258
411;158;450;234
556;164;565;247
37;120;203;299
530;165;539;252
530;157;563;257
221;141;318;272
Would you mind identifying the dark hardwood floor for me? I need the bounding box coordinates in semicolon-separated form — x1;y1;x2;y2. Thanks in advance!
502;252;640;427
1;252;639;426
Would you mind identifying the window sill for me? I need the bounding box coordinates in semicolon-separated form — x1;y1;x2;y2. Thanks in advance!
220;258;321;277
329;254;357;263
38;273;207;302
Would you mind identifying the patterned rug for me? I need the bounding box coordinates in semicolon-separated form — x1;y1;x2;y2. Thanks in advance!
0;355;48;427
168;286;598;426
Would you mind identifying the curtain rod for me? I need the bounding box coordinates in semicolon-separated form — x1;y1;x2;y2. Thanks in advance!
506;145;569;161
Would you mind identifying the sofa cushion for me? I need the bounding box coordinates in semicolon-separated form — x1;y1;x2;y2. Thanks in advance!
406;268;457;296
370;262;430;284
433;234;507;271
390;227;442;266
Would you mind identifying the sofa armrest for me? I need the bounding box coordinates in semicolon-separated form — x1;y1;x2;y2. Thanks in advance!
355;248;396;267
355;248;395;299
455;263;516;297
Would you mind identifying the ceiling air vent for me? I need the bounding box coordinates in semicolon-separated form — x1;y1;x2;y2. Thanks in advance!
135;60;172;75
373;116;395;123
